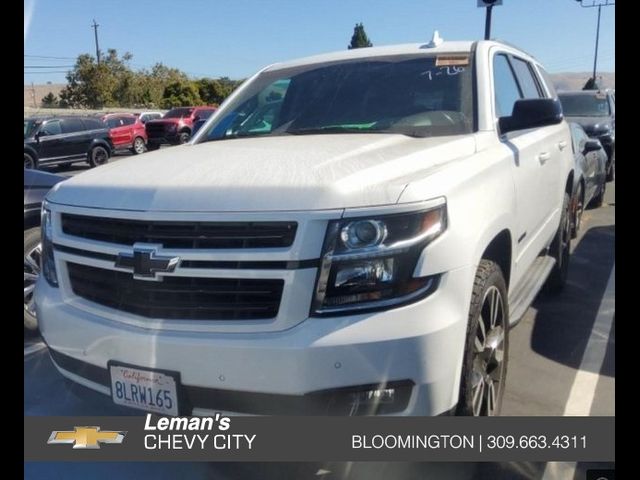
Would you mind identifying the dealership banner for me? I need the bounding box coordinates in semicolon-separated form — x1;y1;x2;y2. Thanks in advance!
25;415;614;462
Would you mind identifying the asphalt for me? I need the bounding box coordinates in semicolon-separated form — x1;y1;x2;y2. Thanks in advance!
25;153;615;479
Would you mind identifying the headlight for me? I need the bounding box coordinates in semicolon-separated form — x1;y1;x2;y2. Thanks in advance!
41;203;58;287
312;202;446;315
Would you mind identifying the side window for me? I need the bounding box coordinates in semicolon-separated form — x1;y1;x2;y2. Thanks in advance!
61;118;85;133
84;118;106;130
536;65;558;99
40;120;61;136
139;115;148;124
493;54;522;118
121;117;136;126
511;58;542;99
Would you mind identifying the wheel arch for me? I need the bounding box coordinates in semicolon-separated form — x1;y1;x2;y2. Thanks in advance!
479;229;513;289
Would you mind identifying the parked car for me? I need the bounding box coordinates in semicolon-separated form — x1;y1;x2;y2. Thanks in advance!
37;38;574;417
568;123;607;238
102;113;148;155
145;106;217;150
24;116;112;170
191;109;216;136
558;90;615;181
135;111;164;124
24;169;66;331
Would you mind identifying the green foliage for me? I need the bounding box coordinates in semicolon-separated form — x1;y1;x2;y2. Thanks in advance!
58;50;241;109
41;92;58;108
161;81;202;109
348;23;373;49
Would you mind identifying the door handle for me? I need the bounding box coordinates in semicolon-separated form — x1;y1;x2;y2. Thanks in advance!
537;152;551;164
558;140;568;151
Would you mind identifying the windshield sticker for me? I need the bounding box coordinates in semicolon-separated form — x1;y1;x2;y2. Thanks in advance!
436;55;469;67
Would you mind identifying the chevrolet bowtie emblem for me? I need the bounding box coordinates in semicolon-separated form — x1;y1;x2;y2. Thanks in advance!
115;243;180;281
48;426;126;449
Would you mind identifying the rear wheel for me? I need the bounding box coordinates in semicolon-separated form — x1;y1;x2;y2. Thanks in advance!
545;192;571;294
131;136;146;155
88;145;110;167
456;260;509;416
24;153;37;170
589;181;606;208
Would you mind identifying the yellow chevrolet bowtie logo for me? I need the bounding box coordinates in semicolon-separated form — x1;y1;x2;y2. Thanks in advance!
48;426;126;449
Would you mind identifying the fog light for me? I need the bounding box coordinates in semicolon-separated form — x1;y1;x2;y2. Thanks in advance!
334;258;394;288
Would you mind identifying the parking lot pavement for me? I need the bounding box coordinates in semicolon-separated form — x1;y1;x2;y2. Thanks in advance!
24;180;615;480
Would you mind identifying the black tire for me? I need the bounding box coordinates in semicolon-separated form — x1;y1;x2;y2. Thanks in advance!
589;181;606;209
24;152;37;170
571;182;583;239
545;192;571;294
606;151;615;182
147;142;160;151
88;145;110;167
178;131;191;144
24;227;41;332
456;260;509;416
131;136;146;155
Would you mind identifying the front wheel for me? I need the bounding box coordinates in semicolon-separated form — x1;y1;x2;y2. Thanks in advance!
24;153;37;170
571;183;583;239
456;260;509;416
178;131;191;144
606;151;615;182
88;145;110;167
589;181;606;209
545;192;571;294
24;227;41;331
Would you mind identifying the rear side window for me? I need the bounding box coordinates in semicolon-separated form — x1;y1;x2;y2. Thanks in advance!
61;118;85;133
511;58;542;99
105;118;122;128
121;117;136;126
493;54;522;118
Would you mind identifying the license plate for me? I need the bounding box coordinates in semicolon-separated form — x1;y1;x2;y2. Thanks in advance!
109;363;179;416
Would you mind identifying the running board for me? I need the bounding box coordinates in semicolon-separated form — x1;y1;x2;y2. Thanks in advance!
508;255;556;326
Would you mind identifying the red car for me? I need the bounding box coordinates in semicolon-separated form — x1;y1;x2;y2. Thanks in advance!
102;113;148;155
145;106;216;150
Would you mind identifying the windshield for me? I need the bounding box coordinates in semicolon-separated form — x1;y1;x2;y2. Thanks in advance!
164;108;194;119
197;54;474;142
559;94;610;117
24;119;40;138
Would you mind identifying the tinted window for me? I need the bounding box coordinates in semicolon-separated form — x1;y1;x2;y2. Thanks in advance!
558;94;610;116
41;120;61;136
196;110;214;120
61;118;86;133
200;55;475;142
164;108;194;118
536;65;557;98
493;54;522;118
121;117;136;126
106;118;122;128
83;118;107;130
511;58;541;99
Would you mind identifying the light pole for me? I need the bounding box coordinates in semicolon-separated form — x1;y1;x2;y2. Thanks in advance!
575;0;615;86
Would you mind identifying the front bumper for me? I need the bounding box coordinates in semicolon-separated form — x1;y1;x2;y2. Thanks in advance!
36;264;474;416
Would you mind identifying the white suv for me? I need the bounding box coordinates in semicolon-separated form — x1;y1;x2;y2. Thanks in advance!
36;39;574;417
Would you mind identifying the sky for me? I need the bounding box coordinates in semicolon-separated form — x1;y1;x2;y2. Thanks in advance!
24;0;615;85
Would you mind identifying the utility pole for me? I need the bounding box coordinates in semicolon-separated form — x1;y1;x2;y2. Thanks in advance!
92;19;101;64
477;1;502;40
575;1;615;86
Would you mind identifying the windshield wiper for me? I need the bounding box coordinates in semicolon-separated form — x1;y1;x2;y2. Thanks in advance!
287;126;383;135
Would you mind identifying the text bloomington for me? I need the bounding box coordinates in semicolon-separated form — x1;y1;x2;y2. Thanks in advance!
352;434;475;450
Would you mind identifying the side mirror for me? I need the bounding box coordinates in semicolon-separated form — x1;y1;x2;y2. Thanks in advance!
499;98;563;135
583;139;602;153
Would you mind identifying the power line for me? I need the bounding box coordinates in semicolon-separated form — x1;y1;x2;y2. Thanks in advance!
24;54;76;60
24;65;74;69
23;71;69;74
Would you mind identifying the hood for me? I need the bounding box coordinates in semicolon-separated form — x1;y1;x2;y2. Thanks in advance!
48;134;476;212
565;116;613;131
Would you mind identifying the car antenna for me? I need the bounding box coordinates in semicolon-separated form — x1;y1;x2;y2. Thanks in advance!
426;30;443;48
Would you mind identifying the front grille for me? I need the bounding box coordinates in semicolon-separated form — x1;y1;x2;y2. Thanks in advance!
68;263;284;320
61;214;297;249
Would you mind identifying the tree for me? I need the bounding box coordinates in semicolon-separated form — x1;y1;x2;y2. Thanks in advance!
161;80;202;108
348;23;372;49
195;77;243;106
41;92;58;108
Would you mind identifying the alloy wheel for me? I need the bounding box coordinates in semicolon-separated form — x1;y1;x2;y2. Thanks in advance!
24;154;35;169
134;137;146;154
24;243;41;318
471;285;506;416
